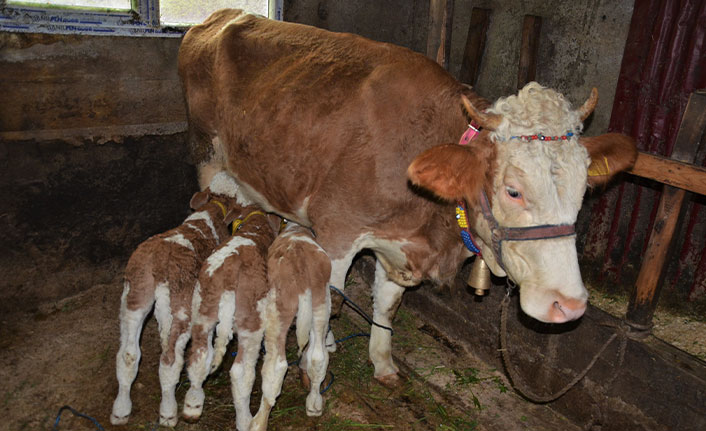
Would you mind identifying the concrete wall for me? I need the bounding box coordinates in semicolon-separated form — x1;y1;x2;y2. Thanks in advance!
287;0;633;135
0;33;197;312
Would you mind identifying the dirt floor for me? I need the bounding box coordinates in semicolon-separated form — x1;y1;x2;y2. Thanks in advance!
1;267;584;431
587;285;706;361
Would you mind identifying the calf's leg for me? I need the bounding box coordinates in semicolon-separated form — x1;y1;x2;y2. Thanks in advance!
230;327;264;431
303;290;331;416
157;292;191;427
111;281;152;425
250;298;294;431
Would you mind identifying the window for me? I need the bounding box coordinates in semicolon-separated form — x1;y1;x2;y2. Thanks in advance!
0;0;281;36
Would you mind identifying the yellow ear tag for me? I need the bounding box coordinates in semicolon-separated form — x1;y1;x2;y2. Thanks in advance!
588;156;611;177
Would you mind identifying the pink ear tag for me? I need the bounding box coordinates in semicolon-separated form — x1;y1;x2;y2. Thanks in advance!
458;124;480;146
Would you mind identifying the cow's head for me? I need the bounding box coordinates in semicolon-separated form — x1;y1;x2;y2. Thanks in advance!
408;82;637;323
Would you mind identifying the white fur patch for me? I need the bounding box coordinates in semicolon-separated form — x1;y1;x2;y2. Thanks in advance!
186;210;220;242
185;223;208;239
205;237;256;277
208;171;253;205
164;233;195;252
154;282;172;351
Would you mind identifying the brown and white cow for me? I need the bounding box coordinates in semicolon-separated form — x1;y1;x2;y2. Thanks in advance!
178;9;637;384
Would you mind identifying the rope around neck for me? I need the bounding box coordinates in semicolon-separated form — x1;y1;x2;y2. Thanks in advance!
499;293;627;403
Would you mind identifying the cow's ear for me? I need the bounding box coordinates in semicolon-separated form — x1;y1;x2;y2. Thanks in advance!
408;144;488;202
190;190;210;210
580;133;637;187
223;208;239;225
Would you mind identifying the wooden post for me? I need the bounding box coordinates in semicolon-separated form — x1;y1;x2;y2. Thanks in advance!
426;0;454;69
625;91;706;332
460;8;491;86
517;15;542;89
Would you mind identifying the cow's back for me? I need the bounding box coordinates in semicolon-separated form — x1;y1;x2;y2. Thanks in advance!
179;10;473;262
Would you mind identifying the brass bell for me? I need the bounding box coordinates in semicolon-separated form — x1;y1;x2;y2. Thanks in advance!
467;257;491;296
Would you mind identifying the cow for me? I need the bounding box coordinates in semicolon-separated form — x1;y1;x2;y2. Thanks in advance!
178;9;637;385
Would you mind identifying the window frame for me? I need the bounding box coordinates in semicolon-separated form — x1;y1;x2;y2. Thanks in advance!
0;0;281;36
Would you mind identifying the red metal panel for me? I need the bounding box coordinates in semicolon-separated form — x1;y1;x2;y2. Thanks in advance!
581;0;706;303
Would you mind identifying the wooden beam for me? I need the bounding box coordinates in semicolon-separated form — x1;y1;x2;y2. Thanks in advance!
460;8;491;86
630;152;706;196
426;0;454;69
517;15;542;89
626;91;706;330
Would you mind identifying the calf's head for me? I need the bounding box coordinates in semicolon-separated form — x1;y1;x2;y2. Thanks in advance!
408;82;637;323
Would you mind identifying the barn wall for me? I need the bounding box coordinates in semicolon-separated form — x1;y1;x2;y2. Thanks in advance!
0;33;197;313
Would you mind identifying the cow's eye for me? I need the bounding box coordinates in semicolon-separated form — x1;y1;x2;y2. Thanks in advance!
506;186;522;200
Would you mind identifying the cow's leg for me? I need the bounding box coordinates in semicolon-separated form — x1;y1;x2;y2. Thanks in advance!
250;299;293;431
304;289;331;416
230;327;264;431
111;281;152;425
369;260;404;384
157;294;191;427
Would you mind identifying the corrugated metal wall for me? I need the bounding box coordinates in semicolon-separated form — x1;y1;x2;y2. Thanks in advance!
577;0;706;305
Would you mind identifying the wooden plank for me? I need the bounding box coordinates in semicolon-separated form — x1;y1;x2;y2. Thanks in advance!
630;152;706;196
426;0;454;69
517;15;542;89
626;91;706;330
625;186;687;329
460;8;491;86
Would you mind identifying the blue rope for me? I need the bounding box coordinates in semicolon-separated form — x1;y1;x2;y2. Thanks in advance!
320;371;335;394
329;285;394;335
51;405;105;431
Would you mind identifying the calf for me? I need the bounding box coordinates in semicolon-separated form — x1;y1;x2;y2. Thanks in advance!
110;172;245;427
183;206;279;431
250;222;332;431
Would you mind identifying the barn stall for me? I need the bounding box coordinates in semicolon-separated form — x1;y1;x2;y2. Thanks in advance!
1;0;704;430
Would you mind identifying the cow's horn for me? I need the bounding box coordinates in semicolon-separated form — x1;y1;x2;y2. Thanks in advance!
578;87;599;121
461;95;502;131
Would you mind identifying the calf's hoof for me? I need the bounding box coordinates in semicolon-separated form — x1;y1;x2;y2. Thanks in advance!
110;413;129;426
159;414;178;427
182;388;205;421
305;392;323;417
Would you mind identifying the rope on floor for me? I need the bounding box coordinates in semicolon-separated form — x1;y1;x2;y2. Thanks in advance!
51;405;105;431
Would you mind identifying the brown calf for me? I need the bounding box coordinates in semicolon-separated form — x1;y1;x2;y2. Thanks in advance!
110;172;244;427
250;222;332;431
183;205;279;431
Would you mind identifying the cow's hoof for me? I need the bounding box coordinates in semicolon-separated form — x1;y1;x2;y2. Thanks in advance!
375;372;401;387
299;368;311;390
110;414;129;426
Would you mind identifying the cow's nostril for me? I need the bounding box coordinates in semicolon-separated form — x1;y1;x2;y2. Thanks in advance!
550;299;586;323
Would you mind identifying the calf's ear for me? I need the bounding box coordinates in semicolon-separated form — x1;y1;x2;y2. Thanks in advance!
190;190;210;210
407;143;488;203
580;133;638;187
